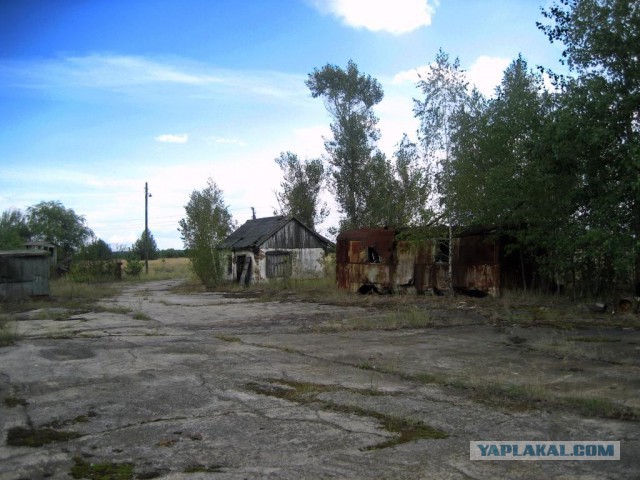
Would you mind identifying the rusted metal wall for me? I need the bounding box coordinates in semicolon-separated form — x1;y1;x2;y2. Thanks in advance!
336;228;508;296
0;250;50;299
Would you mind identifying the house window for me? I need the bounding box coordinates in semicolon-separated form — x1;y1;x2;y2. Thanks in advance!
266;252;291;278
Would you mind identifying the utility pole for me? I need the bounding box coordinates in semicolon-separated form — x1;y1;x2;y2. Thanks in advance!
145;182;152;274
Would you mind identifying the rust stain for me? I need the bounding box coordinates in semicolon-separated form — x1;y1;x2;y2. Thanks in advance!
336;227;515;296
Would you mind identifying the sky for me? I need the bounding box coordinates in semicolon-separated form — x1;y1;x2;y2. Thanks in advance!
0;0;565;250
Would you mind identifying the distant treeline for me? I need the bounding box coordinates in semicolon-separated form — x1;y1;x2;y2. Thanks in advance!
113;248;186;259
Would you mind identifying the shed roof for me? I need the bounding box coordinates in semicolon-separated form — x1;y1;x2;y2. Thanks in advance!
219;216;331;250
0;250;50;258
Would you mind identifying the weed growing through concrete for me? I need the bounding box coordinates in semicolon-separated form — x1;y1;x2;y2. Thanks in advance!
0;316;18;346
245;378;447;449
132;311;151;320
466;382;640;420
567;336;622;343
214;334;242;343
70;457;134;480
183;464;224;473
7;426;82;447
4;396;28;407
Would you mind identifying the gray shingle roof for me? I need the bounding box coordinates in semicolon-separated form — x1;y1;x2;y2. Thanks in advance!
218;216;291;249
219;216;332;250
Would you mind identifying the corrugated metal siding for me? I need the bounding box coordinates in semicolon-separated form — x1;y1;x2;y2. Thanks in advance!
336;228;512;296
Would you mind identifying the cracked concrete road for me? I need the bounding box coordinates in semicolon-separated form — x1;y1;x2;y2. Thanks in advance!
1;280;638;479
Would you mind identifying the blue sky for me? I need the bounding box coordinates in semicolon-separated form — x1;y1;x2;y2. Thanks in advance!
0;0;564;249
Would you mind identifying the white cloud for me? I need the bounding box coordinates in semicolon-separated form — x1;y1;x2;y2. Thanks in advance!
155;134;188;144
393;56;512;98
467;56;511;97
392;65;432;84
1;54;307;101
312;0;437;35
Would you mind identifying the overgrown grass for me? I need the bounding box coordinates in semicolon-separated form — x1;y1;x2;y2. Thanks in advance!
567;336;622;343
400;370;640;421
0;316;19;346
70;457;134;480
468;382;640;420
183;464;224;473
245;378;447;449
4;396;28;407
353;361;640;421
6;426;82;447
123;257;192;282
132;311;151;320
214;334;242;343
52;278;120;303
317;306;443;332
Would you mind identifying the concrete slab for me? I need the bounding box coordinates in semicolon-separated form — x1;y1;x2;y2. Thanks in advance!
1;280;638;479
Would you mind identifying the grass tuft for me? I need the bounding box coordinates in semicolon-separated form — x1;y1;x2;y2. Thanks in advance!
214;334;242;343
7;426;81;447
4;396;28;407
70;457;134;480
0;316;19;346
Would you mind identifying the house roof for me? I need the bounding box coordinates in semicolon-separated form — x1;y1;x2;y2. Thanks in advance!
219;216;332;250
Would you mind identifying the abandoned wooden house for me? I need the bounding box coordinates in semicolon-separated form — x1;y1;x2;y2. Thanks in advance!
336;226;533;296
219;216;333;285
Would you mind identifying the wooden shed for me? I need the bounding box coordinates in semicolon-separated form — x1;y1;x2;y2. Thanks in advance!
0;250;51;299
25;241;58;265
219;216;333;285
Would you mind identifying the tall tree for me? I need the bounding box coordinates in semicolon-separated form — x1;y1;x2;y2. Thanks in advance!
413;49;471;291
26;201;93;258
445;56;567;289
306;60;384;230
178;179;235;287
414;49;470;186
539;0;640;294
274;151;329;230
0;208;30;249
445;56;553;224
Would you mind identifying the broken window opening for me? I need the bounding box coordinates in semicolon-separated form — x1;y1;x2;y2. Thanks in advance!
435;240;449;263
367;246;380;263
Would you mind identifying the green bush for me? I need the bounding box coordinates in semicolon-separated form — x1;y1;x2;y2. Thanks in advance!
70;260;120;283
124;259;143;278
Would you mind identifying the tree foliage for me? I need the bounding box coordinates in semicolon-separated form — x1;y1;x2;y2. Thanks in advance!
77;238;113;261
538;0;640;294
131;230;159;261
307;60;385;230
414;48;470;180
26;201;93;258
178;178;235;287
0;209;30;249
274;151;329;229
